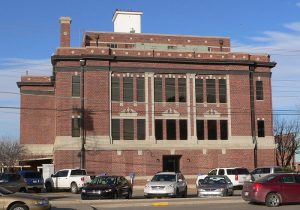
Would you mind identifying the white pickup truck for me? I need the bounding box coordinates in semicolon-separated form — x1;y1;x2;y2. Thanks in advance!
45;169;91;193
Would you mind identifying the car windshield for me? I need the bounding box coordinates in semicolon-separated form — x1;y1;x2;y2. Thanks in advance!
0;187;13;195
90;176;116;185
21;172;41;178
202;177;227;185
151;174;176;182
256;174;277;183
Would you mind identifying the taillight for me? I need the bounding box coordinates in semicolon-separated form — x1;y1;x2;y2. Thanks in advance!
81;177;85;182
235;174;238;181
252;183;262;192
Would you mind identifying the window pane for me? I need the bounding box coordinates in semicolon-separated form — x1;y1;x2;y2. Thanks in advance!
195;79;203;103
137;77;145;102
123;77;133;102
123;119;134;140
167;120;176;140
220;120;228;140
72;118;80;137
72;76;80;97
196;120;204;140
155;120;163;140
178;78;186;102
111;77;120;101
256;81;264;100
257;120;265;137
154;78;162;102
137;119;145;140
208;120;217;140
165;78;175;102
206;79;216;103
180;120;187;140
112;119;120;140
219;79;227;103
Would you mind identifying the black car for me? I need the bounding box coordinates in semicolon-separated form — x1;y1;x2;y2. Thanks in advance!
81;175;132;200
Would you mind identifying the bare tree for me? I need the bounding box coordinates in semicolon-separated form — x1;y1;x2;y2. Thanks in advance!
274;117;300;168
0;136;27;172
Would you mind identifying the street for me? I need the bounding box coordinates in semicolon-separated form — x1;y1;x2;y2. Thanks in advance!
40;190;300;210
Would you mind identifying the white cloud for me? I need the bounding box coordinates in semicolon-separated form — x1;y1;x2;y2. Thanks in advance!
232;23;300;113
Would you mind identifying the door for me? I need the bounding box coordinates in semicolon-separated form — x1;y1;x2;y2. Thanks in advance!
54;170;69;189
279;175;297;202
163;155;181;172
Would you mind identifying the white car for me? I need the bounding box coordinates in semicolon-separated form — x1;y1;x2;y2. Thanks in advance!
196;167;250;189
144;172;188;198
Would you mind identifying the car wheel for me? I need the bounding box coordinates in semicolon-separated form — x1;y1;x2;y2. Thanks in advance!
182;187;187;198
266;193;281;207
9;203;29;210
113;191;119;199
81;194;87;200
19;187;27;193
34;188;41;193
45;182;52;192
175;188;180;198
126;190;132;199
70;182;79;194
223;189;228;197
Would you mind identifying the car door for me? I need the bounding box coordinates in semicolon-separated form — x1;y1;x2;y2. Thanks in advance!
53;170;68;189
294;175;300;202
119;177;130;197
278;174;297;202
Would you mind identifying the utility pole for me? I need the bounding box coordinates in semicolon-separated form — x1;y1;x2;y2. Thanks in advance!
80;59;86;169
249;66;258;168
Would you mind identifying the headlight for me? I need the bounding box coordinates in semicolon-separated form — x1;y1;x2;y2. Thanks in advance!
104;189;112;192
216;188;224;192
82;189;86;193
34;199;49;205
199;188;205;192
144;185;151;189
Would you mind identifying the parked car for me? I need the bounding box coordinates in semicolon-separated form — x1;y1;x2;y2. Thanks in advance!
144;172;188;198
0;186;50;210
249;166;284;181
242;173;300;207
197;175;234;197
196;167;250;189
18;170;44;193
45;168;91;193
81;175;132;200
0;173;27;193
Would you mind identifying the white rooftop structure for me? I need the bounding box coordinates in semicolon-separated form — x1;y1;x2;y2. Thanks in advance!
112;10;143;33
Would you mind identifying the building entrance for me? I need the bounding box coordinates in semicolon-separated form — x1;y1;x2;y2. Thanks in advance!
162;155;181;172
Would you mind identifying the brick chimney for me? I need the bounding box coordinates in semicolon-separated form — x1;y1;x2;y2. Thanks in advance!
59;17;71;47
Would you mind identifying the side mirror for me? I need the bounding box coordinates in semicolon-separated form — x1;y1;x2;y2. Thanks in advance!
198;179;203;185
51;174;54;177
178;179;183;182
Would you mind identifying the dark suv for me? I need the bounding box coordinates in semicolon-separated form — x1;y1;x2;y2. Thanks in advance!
19;170;44;193
0;173;28;192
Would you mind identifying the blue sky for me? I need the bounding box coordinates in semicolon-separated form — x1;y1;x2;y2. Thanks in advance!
0;0;300;148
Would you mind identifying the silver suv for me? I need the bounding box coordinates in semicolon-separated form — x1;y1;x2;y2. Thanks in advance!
250;166;284;180
144;172;188;198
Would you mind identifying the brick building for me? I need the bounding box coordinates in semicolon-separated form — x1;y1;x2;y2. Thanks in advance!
18;11;277;179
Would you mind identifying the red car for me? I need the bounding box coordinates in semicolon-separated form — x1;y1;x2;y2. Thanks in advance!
242;173;300;207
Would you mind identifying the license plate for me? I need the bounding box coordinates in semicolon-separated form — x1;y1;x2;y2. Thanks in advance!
33;181;37;183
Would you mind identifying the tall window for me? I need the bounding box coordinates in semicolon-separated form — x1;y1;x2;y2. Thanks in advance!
123;119;134;140
111;77;120;101
123;77;133;102
154;78;163;102
257;120;265;137
112;119;120;140
136;77;145;102
196;120;204;140
256;81;264;100
155;119;163;140
178;78;186;102
208;120;217;140
207;79;216;103
71;118;80;137
180;120;187;140
220;120;228;140
165;78;175;102
195;79;203;103
219;79;227;103
167;120;176;140
72;76;80;97
137;119;145;140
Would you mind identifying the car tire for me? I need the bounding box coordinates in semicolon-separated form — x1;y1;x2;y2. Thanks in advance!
113;191;119;199
223;189;228;197
266;193;281;207
70;182;79;194
9;203;29;210
45;182;52;192
81;195;87;200
126;190;132;199
34;188;41;193
182;187;187;198
19;187;27;193
175;188;180;198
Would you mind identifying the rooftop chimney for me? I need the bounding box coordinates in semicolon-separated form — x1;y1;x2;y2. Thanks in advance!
59;17;71;47
112;10;143;33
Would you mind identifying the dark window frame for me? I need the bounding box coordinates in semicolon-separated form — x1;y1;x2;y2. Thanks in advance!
72;118;80;137
136;77;145;102
208;120;217;140
206;79;216;103
166;119;176;140
220;120;228;140
112;119;120;140
196;120;204;140
137;119;145;140
72;76;80;97
257;120;265;137
256;81;264;100
195;79;204;103
123;77;133;102
154;78;163;102
178;78;186;102
179;120;187;140
111;77;120;101
155;119;163;140
123;119;134;140
165;78;175;102
219;79;227;103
